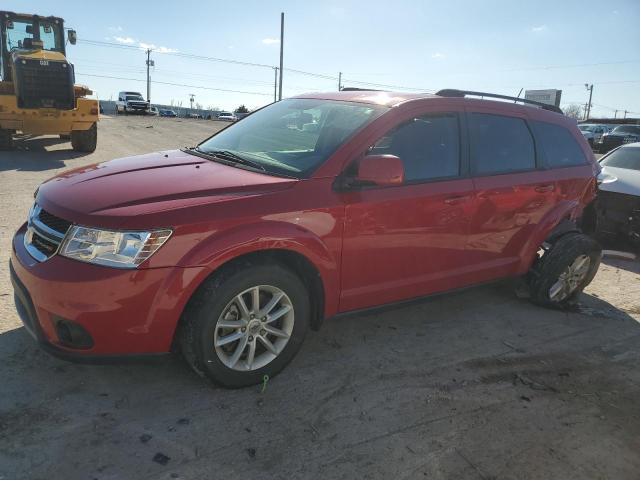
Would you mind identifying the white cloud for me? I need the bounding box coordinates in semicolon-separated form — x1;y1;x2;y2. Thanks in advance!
114;36;135;44
431;52;445;59
262;38;280;45
531;25;547;32
155;45;179;54
137;41;177;53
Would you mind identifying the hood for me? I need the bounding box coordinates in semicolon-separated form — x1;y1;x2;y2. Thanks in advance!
37;149;297;227
599;165;640;196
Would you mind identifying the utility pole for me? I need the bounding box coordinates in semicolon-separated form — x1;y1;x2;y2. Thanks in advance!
278;12;284;101
189;94;195;110
273;67;278;102
584;83;593;120
338;71;342;91
145;49;154;103
614;110;619;119
624;110;629;119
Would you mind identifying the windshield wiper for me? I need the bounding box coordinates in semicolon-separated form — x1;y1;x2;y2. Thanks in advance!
189;147;266;172
208;150;266;171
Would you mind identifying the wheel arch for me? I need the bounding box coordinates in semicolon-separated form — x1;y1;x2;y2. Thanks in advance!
170;221;340;347
516;200;584;274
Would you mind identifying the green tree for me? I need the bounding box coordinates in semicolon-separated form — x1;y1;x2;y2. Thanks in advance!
235;104;249;114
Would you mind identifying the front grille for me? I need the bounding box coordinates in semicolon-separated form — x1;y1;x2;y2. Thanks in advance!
14;59;75;110
596;190;640;239
38;209;72;233
30;232;59;256
24;204;71;262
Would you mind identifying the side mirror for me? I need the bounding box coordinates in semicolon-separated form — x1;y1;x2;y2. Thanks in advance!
354;154;404;187
67;29;77;45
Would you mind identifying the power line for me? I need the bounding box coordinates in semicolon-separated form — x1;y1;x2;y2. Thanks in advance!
78;38;274;69
75;73;272;97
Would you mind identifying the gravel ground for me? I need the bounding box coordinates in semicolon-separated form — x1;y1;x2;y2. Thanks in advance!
1;116;639;480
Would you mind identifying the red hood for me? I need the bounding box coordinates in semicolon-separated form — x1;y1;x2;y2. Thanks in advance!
37;149;296;228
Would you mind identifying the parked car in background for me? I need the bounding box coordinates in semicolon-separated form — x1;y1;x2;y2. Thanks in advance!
187;113;202;119
148;106;159;116
597;124;640;153
217;112;238;122
116;91;150;115
596;142;640;244
159;109;178;117
578;124;609;147
579;126;595;147
10;89;601;388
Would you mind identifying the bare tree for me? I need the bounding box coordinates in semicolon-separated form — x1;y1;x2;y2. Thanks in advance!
563;104;583;120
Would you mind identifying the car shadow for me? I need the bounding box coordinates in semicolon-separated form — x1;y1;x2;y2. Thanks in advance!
0;136;91;172
1;284;639;478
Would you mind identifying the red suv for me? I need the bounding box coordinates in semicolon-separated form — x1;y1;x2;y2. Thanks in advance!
11;89;601;387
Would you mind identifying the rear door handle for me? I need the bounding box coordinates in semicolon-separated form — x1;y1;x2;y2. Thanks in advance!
534;183;555;193
444;195;471;205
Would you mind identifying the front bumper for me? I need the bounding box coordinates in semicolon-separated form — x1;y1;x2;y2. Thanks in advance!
0;97;99;135
11;224;208;359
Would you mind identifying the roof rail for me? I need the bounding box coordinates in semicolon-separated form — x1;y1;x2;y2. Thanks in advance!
340;87;382;92
436;89;563;114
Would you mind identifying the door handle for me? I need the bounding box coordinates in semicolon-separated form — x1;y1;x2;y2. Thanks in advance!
443;195;470;205
534;184;555;193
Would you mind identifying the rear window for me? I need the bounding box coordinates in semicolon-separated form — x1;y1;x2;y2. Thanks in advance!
533;121;588;168
469;113;535;175
600;146;640;171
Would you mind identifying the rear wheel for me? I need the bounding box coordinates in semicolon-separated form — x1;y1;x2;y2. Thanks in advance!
71;123;97;152
0;128;13;150
528;232;601;309
179;263;310;388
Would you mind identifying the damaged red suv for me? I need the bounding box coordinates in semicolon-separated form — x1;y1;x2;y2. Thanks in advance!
11;89;601;387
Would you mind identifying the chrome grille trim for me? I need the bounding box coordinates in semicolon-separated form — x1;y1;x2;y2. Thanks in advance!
23;204;69;262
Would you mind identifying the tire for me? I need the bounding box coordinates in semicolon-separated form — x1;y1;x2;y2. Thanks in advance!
528;232;601;309
71;123;97;152
178;263;310;388
0;129;13;150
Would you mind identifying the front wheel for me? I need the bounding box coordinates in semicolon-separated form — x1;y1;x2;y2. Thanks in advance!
179;263;310;388
528;232;601;309
71;123;97;152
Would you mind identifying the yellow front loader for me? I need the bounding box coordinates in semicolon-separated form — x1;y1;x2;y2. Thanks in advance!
0;11;98;151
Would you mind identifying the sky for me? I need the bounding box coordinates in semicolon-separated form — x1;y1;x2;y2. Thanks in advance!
6;0;640;117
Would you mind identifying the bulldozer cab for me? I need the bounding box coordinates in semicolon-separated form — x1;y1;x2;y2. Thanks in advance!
0;12;70;80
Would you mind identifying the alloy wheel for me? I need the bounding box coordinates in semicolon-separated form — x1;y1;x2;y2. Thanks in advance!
548;254;591;302
214;285;294;371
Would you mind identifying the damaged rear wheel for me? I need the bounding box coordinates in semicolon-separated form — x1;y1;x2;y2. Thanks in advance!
528;232;601;309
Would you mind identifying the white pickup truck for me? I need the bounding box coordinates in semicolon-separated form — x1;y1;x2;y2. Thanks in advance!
116;91;150;115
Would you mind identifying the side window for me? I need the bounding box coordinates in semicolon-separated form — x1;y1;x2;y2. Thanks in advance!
533;121;588;168
469;113;535;175
370;114;460;182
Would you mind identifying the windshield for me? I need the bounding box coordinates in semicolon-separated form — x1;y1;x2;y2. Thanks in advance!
5;18;63;52
197;99;386;178
601;146;640;171
126;95;144;101
579;125;595;132
612;125;640;135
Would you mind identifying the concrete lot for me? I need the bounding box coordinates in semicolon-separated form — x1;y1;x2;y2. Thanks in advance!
1;116;639;480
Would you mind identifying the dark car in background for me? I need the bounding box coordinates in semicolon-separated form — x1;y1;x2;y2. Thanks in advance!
597;125;640;153
159;109;178;117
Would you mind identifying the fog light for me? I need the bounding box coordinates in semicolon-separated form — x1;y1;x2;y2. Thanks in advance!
53;317;94;349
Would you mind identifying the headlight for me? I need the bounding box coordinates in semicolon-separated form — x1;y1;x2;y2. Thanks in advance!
59;226;172;268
